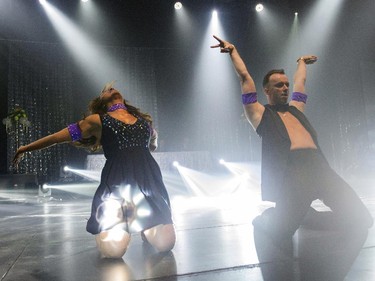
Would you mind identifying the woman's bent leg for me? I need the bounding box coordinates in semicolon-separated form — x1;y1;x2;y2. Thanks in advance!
95;229;131;258
143;224;176;252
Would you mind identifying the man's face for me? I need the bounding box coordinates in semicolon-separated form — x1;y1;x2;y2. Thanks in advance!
264;73;290;105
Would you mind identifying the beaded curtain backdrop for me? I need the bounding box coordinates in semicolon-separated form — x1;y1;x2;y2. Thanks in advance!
7;41;74;181
6;42;160;182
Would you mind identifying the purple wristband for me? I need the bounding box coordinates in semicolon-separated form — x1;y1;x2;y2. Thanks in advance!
67;123;82;142
242;92;257;105
291;92;308;103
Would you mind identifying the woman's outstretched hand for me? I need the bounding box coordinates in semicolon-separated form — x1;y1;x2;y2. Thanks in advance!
12;146;26;169
210;35;235;54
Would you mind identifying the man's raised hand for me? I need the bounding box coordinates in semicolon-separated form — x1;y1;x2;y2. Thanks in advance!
210;35;235;54
298;55;318;65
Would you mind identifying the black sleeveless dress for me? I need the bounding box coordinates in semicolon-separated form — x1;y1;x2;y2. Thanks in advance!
86;114;173;234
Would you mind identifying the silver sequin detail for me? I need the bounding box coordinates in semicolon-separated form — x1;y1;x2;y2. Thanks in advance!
102;114;150;150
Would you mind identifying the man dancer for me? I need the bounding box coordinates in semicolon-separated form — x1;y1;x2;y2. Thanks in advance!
211;35;373;258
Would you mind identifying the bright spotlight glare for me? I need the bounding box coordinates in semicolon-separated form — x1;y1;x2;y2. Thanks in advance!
82;0;89;2
174;2;182;10
63;166;70;172
137;207;151;217
219;159;225;165
173;161;179;167
212;10;218;17
295;12;298;16
242;172;250;180
104;225;127;242
39;0;47;5
255;3;264;12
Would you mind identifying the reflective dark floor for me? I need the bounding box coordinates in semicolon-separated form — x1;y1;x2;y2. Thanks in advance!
0;170;374;281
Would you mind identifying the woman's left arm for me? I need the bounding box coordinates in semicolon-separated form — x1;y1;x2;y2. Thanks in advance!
149;128;158;152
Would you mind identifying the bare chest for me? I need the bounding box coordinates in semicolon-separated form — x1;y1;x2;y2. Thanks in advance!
278;112;317;150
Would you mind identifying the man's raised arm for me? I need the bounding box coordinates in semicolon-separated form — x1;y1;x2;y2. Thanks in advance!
211;35;264;129
290;55;317;112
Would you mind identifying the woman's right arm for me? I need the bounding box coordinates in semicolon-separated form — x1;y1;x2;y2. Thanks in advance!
13;114;101;166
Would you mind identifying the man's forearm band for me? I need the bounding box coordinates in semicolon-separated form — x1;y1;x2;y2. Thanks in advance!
242;92;257;105
68;123;82;142
291;92;308;103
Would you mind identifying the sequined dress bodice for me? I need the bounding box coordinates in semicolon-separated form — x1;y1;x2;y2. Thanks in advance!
100;114;151;159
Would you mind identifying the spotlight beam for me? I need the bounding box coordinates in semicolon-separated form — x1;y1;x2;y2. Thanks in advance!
40;1;123;89
298;0;344;54
65;168;101;182
175;165;206;197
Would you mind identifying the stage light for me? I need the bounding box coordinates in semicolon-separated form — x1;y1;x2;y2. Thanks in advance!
255;3;264;12
39;0;47;5
295;12;298;16
219;159;225;165
61;167;101;182
81;0;89;2
42;183;49;191
174;2;182;10
39;183;52;197
212;10;218;17
173;161;179;167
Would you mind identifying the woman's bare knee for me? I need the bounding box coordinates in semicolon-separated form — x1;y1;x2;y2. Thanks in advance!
95;229;131;258
143;224;176;252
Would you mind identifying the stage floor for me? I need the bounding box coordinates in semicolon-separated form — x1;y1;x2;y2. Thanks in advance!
0;172;374;281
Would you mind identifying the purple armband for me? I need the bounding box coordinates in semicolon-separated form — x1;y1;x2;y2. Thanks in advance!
67;123;82;142
291;92;308;103
242;92;257;105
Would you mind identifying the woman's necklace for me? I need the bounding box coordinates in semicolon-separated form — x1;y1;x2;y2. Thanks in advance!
108;103;127;112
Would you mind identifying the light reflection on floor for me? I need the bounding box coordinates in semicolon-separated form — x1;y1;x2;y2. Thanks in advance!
1;162;374;280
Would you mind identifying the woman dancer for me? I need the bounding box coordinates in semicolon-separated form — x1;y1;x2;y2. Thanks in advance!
13;82;176;258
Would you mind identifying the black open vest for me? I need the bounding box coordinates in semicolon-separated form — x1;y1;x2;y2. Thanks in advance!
256;104;327;202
